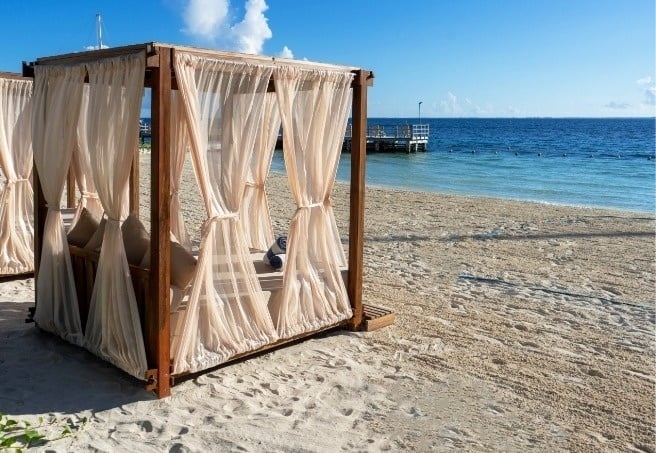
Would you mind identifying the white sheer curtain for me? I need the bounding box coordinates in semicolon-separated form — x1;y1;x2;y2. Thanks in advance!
170;90;191;249
241;92;280;251
31;65;84;345
83;52;148;380
70;86;103;225
171;52;278;374
270;65;353;339
0;78;34;275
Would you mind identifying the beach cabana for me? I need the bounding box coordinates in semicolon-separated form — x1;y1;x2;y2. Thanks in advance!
23;43;393;398
0;72;34;279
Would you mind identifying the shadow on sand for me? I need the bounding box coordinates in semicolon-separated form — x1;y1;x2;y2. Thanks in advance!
0;301;154;416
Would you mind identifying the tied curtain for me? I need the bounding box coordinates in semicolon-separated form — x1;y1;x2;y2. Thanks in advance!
171;52;278;374
31;65;84;345
241;92;280;251
70;86;103;225
270;66;353;339
0;78;33;275
83;52;148;379
170;90;191;249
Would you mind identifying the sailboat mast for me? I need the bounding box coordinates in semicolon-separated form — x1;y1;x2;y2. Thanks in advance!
96;13;103;49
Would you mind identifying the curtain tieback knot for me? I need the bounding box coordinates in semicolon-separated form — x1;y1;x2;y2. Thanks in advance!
298;200;325;210
201;212;239;236
106;217;121;227
80;191;99;199
6;178;29;185
45;204;61;211
4;178;29;192
245;181;264;189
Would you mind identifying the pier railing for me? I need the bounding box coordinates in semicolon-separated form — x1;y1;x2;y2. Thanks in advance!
342;122;429;153
344;123;429;140
412;124;429;140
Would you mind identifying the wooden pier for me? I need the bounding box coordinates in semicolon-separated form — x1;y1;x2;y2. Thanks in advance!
344;123;429;153
139;120;151;143
274;123;429;154
142;120;429;154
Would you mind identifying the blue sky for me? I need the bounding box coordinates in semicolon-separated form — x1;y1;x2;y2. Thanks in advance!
0;0;653;118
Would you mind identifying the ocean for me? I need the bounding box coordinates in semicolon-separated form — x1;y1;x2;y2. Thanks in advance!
271;118;655;213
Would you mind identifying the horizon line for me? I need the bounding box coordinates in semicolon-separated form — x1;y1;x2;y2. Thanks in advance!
138;115;656;120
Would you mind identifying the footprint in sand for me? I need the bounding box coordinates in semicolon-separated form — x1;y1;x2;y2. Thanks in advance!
484;403;506;415
514;323;530;331
519;340;540;349
585;368;606;378
169;443;192;453
261;382;279;395
136;420;153;433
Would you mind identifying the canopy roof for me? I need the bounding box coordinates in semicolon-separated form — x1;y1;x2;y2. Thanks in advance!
24;42;373;88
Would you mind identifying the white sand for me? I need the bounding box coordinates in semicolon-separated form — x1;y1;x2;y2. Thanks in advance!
0;160;654;451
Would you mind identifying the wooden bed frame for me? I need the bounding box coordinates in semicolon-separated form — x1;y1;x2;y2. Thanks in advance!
24;43;382;398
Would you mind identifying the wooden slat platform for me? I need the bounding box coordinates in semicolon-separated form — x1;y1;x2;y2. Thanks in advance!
62;207;76;231
362;303;395;331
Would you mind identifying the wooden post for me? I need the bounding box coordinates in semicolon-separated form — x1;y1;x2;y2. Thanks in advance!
67;167;76;208
24;64;41;288
147;46;171;398
32;167;47;298
347;69;369;331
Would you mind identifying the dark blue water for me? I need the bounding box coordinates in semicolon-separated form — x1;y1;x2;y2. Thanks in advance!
271;118;655;213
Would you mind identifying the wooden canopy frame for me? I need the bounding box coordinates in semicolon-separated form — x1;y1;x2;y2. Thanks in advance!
23;42;375;398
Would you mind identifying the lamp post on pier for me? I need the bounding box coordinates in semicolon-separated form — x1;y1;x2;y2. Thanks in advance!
418;101;422;124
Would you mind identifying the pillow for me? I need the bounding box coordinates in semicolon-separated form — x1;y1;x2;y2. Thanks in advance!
140;241;197;289
84;218;106;252
170;241;198;289
121;214;151;266
67;208;100;247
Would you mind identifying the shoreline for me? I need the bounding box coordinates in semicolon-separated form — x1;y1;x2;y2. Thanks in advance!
1;159;653;451
356;181;655;216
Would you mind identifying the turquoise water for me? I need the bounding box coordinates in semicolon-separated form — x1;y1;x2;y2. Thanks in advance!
271;118;655;213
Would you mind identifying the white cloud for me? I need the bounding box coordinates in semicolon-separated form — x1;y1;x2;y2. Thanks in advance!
604;101;630;109
506;106;520;116
637;76;652;86
441;92;489;115
231;0;271;54
183;0;229;41
277;46;293;59
644;86;656;106
440;92;462;115
84;44;110;51
181;0;272;55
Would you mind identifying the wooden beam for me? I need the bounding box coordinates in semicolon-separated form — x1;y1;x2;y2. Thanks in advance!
147;46;172;398
0;71;31;80
347;69;369;331
34;43;155;66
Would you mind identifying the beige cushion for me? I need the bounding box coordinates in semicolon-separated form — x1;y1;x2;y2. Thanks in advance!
67;208;100;247
170;242;197;289
121;214;150;266
140;241;197;289
84;218;106;252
